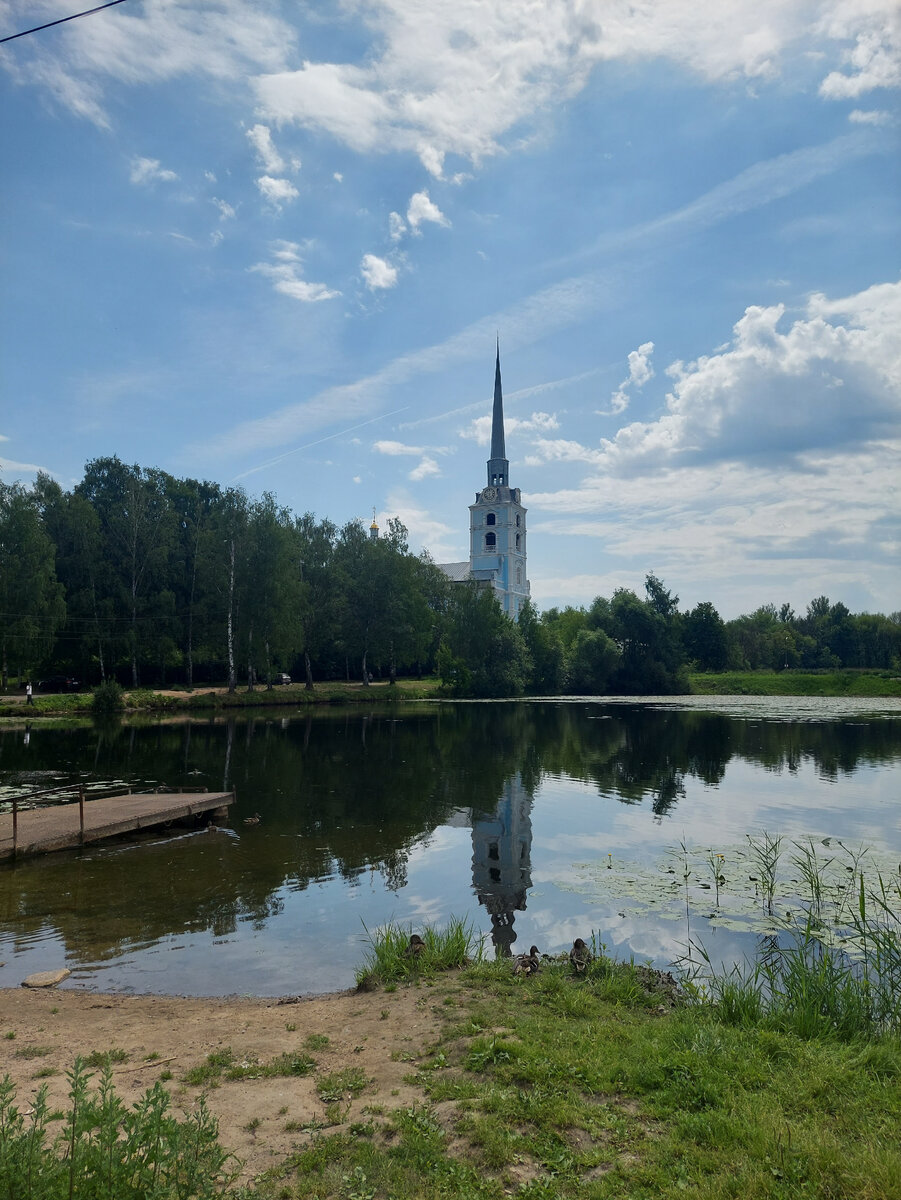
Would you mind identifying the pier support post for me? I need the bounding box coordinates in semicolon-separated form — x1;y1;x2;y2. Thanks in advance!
78;787;85;844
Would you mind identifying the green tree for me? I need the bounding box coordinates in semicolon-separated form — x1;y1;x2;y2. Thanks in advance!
518;598;564;693
683;601;728;671
0;480;66;686
439;584;530;697
565;627;620;694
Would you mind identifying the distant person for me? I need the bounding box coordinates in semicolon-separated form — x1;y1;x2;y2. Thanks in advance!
25;681;33;705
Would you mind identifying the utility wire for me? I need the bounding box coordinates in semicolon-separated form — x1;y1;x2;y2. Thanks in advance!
1;0;130;45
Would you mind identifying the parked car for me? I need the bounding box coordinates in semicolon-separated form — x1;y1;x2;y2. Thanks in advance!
37;676;80;693
275;673;292;685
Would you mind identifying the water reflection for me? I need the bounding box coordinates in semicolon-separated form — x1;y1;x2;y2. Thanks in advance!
0;699;898;994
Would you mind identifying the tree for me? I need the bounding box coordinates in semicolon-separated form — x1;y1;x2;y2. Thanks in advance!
0;480;66;686
439;584;530;697
683;601;728;671
565;628;620;694
518;599;565;693
295;513;337;689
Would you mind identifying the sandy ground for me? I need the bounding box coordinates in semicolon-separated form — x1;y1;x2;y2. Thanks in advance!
0;983;449;1187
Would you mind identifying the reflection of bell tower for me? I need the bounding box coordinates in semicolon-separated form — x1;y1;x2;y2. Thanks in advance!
470;773;533;957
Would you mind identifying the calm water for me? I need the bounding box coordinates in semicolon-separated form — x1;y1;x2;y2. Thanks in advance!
1;697;899;996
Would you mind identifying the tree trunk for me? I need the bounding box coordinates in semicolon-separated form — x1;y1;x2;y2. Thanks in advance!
361;647;369;686
226;538;236;694
265;638;272;689
304;649;314;691
246;621;254;692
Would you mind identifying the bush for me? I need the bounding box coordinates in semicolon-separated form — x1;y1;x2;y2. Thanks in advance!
91;680;124;715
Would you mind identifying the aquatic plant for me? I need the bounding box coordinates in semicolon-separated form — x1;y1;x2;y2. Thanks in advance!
355;916;484;988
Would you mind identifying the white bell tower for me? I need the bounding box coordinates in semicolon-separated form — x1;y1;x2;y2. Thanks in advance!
468;346;530;618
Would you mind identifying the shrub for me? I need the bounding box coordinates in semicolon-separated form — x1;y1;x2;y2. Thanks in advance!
91;680;124;716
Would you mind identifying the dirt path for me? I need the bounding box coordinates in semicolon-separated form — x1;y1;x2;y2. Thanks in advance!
0;985;448;1186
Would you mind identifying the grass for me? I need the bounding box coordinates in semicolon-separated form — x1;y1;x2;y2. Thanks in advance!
689;669;901;696
246;949;901;1200
183;1048;317;1088
355;916;484;990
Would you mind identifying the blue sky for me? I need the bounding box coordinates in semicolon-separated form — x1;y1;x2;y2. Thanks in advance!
2;0;899;618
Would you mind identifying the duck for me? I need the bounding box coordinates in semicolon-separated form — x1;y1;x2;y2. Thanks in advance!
404;934;425;959
243;813;261;826
569;937;592;974
512;945;541;977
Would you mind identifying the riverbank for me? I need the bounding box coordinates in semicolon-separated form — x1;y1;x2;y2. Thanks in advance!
2;960;899;1199
2;669;899;721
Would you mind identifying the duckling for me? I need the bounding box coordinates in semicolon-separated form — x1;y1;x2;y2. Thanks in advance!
404;934;425;959
243;812;261;826
569;937;592;974
512;945;541;977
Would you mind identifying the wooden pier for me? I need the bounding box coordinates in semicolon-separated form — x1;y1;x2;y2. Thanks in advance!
0;790;235;862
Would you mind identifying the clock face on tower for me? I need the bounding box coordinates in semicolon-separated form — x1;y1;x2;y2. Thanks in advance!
482;486;497;501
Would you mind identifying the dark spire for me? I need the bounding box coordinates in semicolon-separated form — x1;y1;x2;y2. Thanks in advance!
487;340;510;488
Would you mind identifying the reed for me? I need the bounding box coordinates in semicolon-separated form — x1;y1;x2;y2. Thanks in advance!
354;917;484;989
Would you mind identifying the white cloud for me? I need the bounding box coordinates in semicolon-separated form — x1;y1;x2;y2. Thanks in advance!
352;474;362;483
389;211;406;241
461;410;560;445
406;190;449;231
409;455;441;480
418;144;445;178
256;175;299;209
600;340;655;415
129;156;177;185
524;279;901;615
848;108;892;124
246;123;286;173
360;253;398;290
597;278;901;473
374;440;423;455
251;3;900;173
250;242;340;302
212;197;235;220
204;170;217;183
819;26;901;98
334;172;344;182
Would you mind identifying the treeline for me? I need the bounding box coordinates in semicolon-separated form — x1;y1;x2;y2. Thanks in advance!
1;461;898;696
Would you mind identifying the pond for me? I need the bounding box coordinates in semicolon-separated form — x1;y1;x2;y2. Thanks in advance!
1;697;899;996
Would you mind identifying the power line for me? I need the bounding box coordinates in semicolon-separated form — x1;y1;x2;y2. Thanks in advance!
1;0;130;45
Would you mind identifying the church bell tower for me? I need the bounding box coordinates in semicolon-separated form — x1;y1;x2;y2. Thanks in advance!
468;346;530;618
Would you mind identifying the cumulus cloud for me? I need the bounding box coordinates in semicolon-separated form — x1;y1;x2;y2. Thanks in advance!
360;253;398;290
246;123;286;173
256;175;299;209
129;156;177;184
250;240;339;302
819;27;901;98
600;341;655;416
596;279;901;472
524;278;901;613
389;211;406;241
409;455;441;480
406;190;449;231
250;2;901;173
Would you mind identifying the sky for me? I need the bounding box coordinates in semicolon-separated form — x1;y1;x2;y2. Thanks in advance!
1;0;899;619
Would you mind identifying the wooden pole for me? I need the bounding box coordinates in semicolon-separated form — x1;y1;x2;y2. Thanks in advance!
11;797;17;858
78;786;85;844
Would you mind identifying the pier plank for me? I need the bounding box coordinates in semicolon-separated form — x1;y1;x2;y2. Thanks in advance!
0;791;234;861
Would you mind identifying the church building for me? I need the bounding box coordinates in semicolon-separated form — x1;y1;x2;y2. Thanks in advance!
440;348;531;618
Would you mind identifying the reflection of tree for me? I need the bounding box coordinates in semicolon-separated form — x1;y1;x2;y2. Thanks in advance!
0;704;898;966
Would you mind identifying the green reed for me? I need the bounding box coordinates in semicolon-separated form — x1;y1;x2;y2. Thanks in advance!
685;837;901;1040
355;916;485;989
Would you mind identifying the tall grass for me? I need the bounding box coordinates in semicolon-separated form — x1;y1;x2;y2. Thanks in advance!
355;917;484;989
0;1060;235;1198
687;837;901;1040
